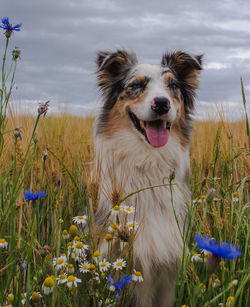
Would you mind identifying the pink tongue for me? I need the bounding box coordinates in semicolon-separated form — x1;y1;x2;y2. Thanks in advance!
145;121;169;147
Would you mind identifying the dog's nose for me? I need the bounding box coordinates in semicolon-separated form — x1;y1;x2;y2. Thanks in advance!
151;97;171;115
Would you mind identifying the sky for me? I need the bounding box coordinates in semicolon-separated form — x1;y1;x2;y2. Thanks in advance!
1;0;250;120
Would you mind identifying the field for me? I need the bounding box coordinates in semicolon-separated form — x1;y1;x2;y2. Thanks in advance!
0;21;249;307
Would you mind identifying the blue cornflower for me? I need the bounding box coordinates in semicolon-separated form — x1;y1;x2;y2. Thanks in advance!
107;275;132;299
24;190;47;201
195;234;241;260
0;17;21;37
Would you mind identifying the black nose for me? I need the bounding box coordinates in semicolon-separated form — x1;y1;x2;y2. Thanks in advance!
151;97;171;115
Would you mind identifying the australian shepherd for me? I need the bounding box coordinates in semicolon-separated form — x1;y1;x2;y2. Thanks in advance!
93;50;202;307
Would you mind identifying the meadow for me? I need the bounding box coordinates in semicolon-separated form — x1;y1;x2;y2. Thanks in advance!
0;18;249;307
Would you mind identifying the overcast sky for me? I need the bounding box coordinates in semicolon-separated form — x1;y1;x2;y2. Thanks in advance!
2;0;250;120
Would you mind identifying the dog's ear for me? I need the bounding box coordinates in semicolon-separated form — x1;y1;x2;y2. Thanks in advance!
161;51;203;89
96;50;138;91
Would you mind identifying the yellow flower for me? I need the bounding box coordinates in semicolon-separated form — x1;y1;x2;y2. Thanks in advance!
89;264;96;270
93;250;101;257
105;234;113;241
69;225;78;236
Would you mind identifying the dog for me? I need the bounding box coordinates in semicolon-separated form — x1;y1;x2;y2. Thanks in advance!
93;50;202;307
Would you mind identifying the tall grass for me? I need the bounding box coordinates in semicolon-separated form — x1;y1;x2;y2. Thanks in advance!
0;18;249;307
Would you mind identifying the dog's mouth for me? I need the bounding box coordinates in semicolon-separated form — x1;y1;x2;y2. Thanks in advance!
128;111;171;147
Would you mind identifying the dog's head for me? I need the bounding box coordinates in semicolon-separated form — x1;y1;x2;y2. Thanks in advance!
96;50;202;147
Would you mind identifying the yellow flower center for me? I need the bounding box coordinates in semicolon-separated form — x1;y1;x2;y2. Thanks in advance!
111;222;118;229
67;275;75;282
89;264;95;270
113;205;120;211
192;252;197;256
116;262;122;267
0;239;6;244
104;299;109;305
105;234;113;241
73;236;80;241
69;225;78;236
31;292;41;302
233;192;238;197
126;207;132;212
44;277;55;288
83;265;88;270
100;262;107;267
78;216;84;219
201;195;206;199
128;223;134;228
75;242;84;249
214;279;220;284
68;264;74;269
62;229;68;235
60;274;66;279
93;250;100;257
57;259;64;264
8;295;14;303
21;293;25;299
227;296;234;302
101;273;105;278
135;271;141;276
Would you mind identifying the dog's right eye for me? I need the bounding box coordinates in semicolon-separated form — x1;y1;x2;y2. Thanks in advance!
130;83;142;90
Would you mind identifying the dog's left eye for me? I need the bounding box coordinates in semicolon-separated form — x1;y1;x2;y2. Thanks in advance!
168;83;178;90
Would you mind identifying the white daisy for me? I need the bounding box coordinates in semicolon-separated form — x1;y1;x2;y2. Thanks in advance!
67;263;75;274
108;222;118;232
212;279;221;288
122;205;135;214
111;205;121;216
56;273;67;285
127;221;138;231
79;261;90;273
42;276;55;295
66;275;82;288
30;292;42;303
52;254;67;270
99;259;111;273
0;238;8;248
113;258;126;271
93;250;101;262
21;293;26;305
132;270;143;282
73;241;87;257
62;229;70;240
72;215;87;225
191;252;203;262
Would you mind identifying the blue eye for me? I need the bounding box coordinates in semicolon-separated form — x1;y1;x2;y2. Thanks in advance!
169;83;178;90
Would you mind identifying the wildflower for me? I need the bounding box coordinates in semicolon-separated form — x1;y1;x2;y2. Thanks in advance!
199;283;206;293
93;250;101;262
21;260;27;271
52;254;67;270
226;296;234;307
105;234;113;241
57;179;61;187
24;190;47;201
94;272;101;283
42;149;48;163
0;17;21;37
191;252;203;262
73;241;87;257
72;215;87;225
67;263;75;274
122;205;135;214
169;167;175;182
30;291;42;303
42;276;55;295
21;293;26;305
113;258;126;271
212;278;221;287
195;234;242;259
0;238;8;248
7;294;14;304
79;261;90;273
107;275;132;299
38;100;49;117
232;192;239;202
108;222;118;232
206;187;216;203
99;259;111;273
13;127;22;140
89;264;96;271
12;47;21;61
132;270;143;282
231;279;238;286
69;225;78;236
57;274;67;285
182;305;189;307
127;221;138;231
66;275;81;288
111;205;120;215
